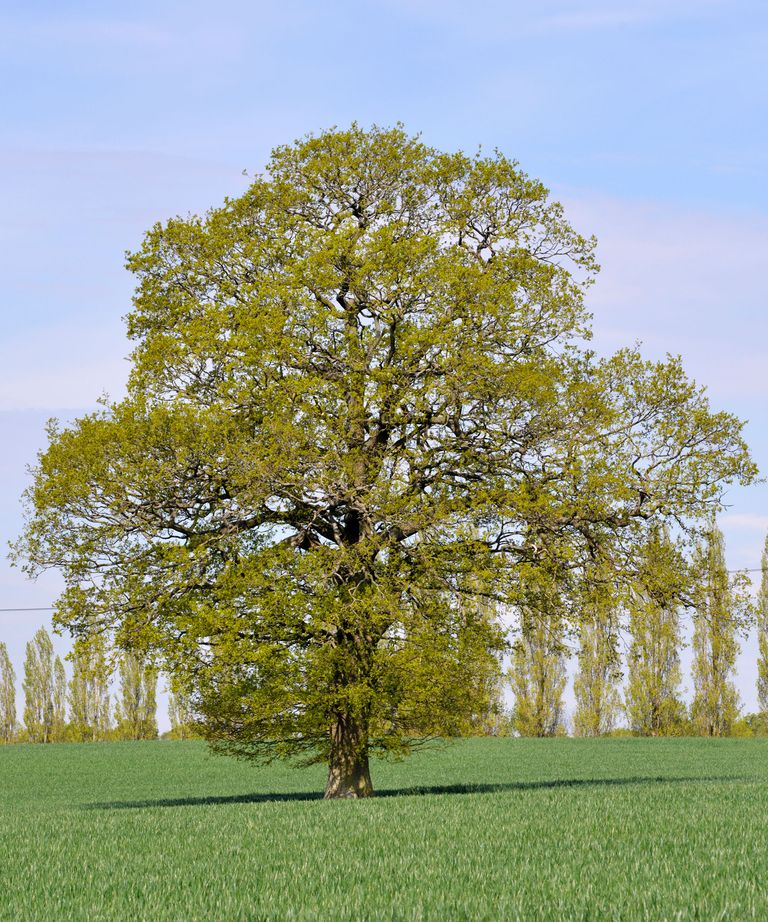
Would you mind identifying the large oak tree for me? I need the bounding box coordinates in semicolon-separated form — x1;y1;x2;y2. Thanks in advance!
14;125;755;796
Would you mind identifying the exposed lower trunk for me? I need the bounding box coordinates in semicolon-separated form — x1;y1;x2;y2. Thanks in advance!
324;711;373;799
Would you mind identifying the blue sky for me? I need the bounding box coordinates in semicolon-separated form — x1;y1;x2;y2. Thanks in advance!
1;0;766;724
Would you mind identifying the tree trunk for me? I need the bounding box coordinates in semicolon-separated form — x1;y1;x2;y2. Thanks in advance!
324;712;373;799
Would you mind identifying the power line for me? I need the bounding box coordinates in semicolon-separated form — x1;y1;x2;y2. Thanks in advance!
0;570;766;610
0;564;765;612
0;607;55;612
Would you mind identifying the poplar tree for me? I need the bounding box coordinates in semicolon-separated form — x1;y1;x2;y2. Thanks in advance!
68;635;112;741
625;529;686;735
23;627;55;743
757;534;768;716
467;670;508;736
451;591;506;736
0;642;16;743
116;652;158;740
68;645;89;739
690;523;747;736
14;125;756;796
509;573;568;736
168;677;197;740
573;578;621;737
52;656;67;741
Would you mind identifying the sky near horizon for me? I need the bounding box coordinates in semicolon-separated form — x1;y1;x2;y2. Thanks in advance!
1;1;766;726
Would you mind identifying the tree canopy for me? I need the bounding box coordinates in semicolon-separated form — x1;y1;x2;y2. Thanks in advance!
14;124;756;796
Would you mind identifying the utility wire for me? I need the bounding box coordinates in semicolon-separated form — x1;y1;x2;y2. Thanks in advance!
1;565;766;612
0;566;766;612
0;607;55;612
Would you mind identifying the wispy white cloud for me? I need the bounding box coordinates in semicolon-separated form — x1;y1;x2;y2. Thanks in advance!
0;9;251;85
720;513;768;532
537;9;652;30
0;321;128;412
0;147;246;411
0;15;172;50
534;0;728;31
388;0;729;35
562;193;768;400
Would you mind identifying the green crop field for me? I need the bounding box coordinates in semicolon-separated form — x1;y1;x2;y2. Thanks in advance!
1;738;767;920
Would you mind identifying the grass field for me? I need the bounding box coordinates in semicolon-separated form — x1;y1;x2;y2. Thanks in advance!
2;738;767;920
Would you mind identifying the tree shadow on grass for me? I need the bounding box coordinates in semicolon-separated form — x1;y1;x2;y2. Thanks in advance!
84;774;753;810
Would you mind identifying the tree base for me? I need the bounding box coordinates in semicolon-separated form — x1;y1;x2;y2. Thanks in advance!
324;779;373;799
324;715;374;798
324;761;373;798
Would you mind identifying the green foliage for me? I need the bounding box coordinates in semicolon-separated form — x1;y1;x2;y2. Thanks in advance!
624;529;687;735
757;534;768;715
3;739;768;918
573;572;622;736
453;596;508;737
12;125;756;791
52;655;67;742
573;619;621;736
167;675;199;740
67;634;112;742
690;524;749;736
23;627;56;743
114;652;158;740
730;713;768;738
0;642;16;742
509;563;568;736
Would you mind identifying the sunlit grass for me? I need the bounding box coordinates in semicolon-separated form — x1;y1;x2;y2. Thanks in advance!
1;737;767;919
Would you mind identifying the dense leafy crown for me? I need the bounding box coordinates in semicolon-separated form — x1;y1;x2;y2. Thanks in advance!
14;125;755;762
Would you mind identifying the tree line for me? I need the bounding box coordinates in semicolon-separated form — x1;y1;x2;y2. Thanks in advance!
3;523;765;744
507;523;768;738
0;630;195;743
